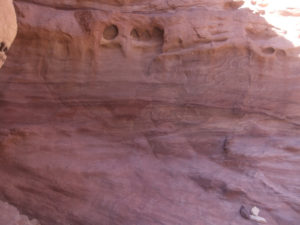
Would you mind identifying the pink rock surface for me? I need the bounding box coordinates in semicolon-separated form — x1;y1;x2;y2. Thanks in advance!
0;201;40;225
0;1;34;224
0;0;300;224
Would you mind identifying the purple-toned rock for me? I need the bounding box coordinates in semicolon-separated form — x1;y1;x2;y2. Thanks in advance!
0;0;299;225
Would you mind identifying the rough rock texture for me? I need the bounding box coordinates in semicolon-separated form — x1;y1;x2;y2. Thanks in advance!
0;0;300;224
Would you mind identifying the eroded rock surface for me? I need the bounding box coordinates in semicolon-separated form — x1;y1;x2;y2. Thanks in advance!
0;0;300;224
0;1;34;224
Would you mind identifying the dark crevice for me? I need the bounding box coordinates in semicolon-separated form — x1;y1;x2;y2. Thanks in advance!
0;42;8;54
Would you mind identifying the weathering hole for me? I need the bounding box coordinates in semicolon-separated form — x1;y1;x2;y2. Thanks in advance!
103;25;118;40
152;27;164;41
276;49;287;57
262;47;275;54
130;27;164;43
224;1;244;9
130;29;139;40
130;28;151;41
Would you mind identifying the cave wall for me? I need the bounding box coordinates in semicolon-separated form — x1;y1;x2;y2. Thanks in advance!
0;1;40;224
0;0;300;224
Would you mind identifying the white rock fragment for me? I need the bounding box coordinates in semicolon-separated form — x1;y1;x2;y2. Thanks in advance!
251;206;260;216
249;206;267;223
250;214;267;223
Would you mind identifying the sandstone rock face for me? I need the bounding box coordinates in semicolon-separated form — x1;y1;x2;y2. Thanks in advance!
0;1;31;224
0;0;17;68
0;0;300;224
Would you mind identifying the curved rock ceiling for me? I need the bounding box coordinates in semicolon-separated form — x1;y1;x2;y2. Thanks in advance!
0;0;300;224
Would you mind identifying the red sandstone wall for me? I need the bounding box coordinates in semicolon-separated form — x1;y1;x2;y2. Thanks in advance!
0;0;300;224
